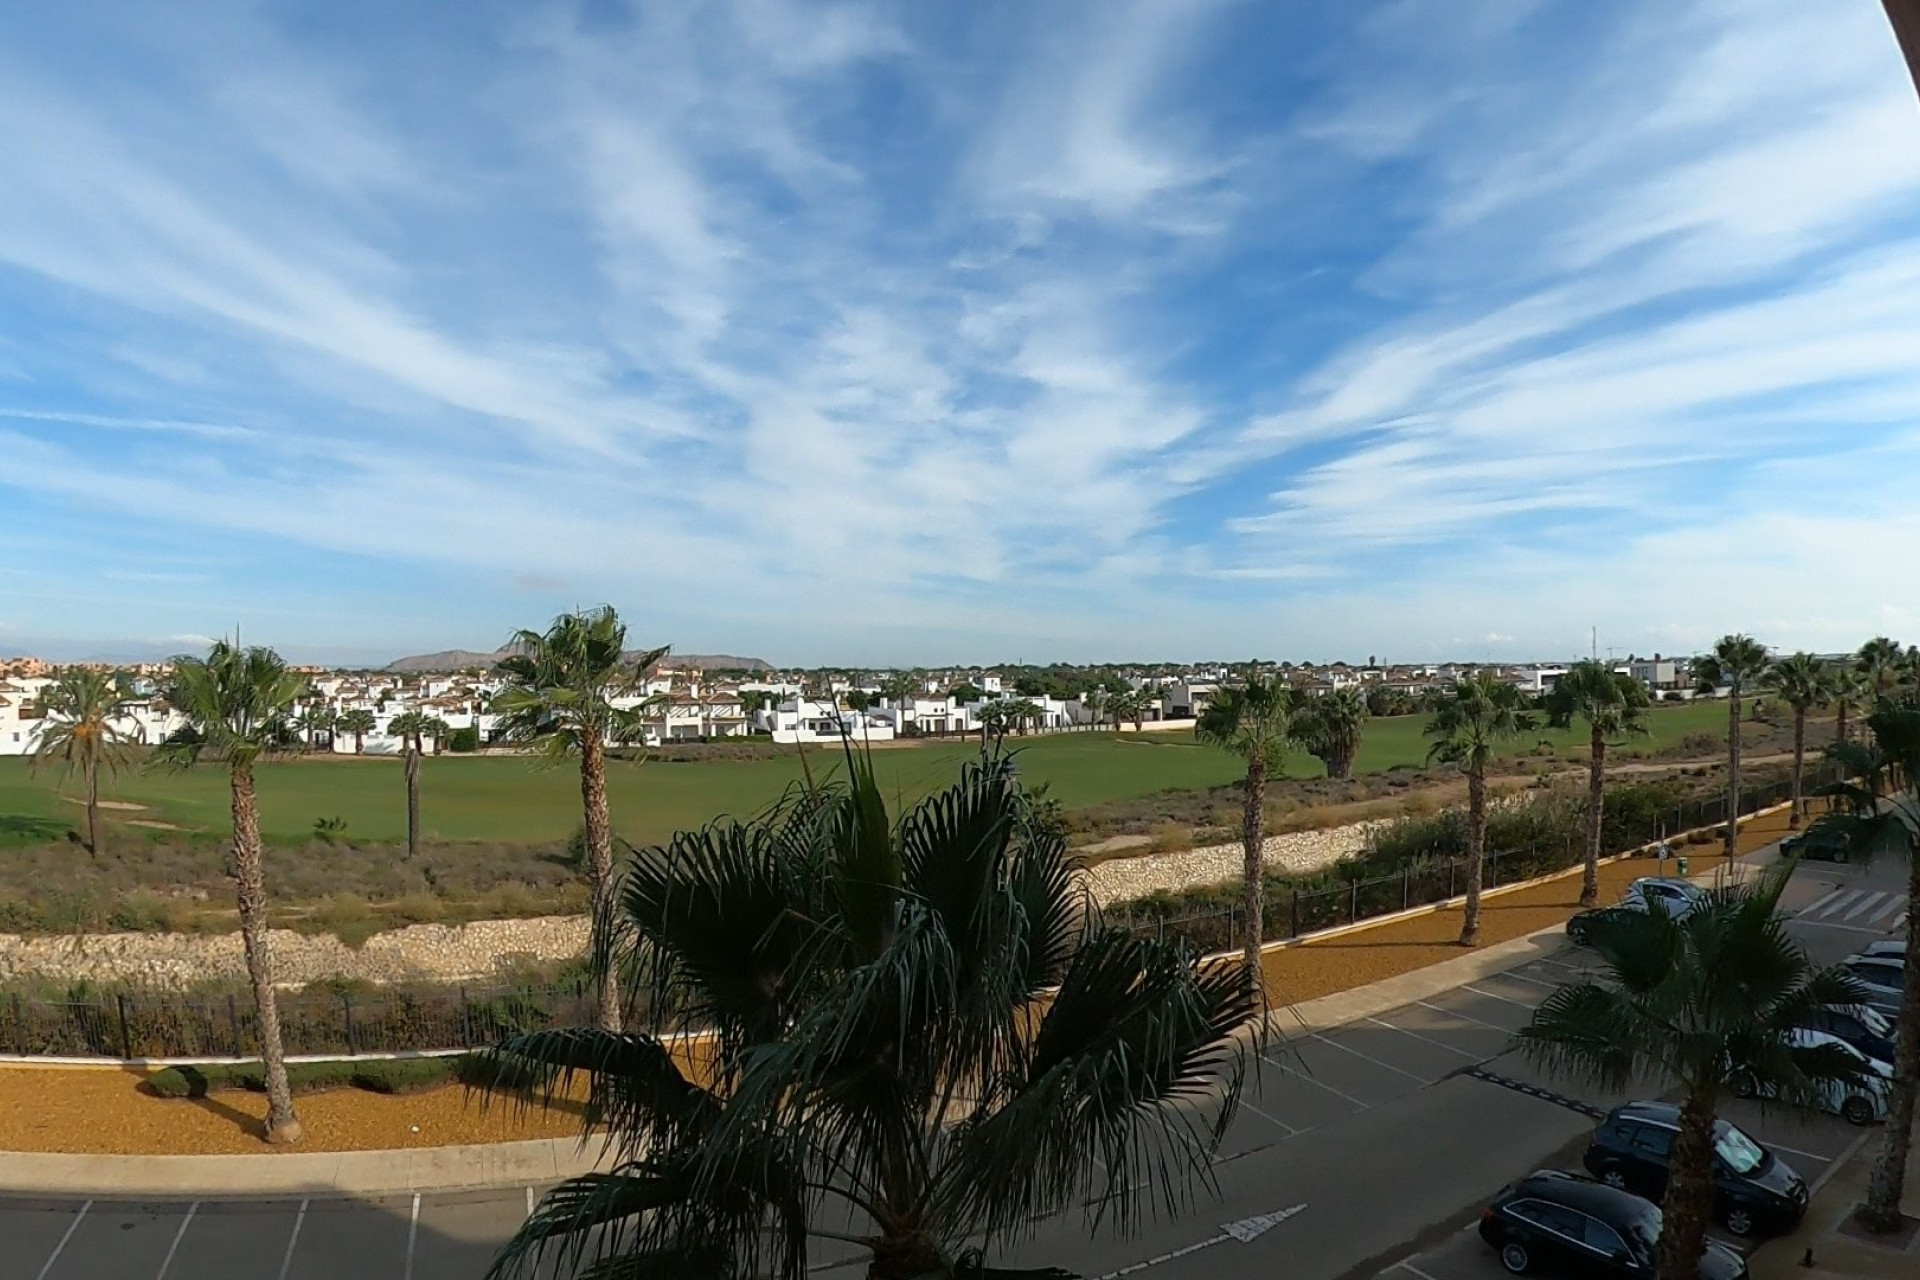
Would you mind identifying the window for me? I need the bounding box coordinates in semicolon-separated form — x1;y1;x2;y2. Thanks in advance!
1713;1123;1765;1175
1583;1216;1629;1257
1628;1124;1674;1158
1510;1200;1585;1240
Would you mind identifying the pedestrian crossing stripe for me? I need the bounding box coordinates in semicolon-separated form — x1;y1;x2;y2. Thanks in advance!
1796;888;1909;927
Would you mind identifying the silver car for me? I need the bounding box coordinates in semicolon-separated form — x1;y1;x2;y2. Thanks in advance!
1839;953;1906;1017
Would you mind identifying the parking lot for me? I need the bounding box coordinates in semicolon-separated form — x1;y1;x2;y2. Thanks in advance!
0;855;1903;1280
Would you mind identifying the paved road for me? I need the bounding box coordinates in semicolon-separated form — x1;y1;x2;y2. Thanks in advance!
0;853;1904;1280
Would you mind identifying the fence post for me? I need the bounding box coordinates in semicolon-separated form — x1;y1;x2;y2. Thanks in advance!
1401;867;1410;912
343;993;357;1056
116;993;133;1061
8;993;20;1053
460;987;471;1046
227;994;241;1057
1290;889;1300;938
1349;880;1359;924
1448;858;1457;899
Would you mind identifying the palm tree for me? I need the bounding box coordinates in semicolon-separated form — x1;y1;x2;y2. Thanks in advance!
1545;661;1650;908
1514;870;1869;1280
1000;697;1044;737
473;752;1257;1280
156;640;308;1144
385;711;450;860
293;706;335;753
1295;685;1368;779
337;707;377;754
1693;634;1771;859
1425;674;1535;946
1761;653;1832;828
492;607;668;1032
29;669;135;858
1196;675;1296;989
1805;700;1920;1234
1858;635;1908;697
1830;664;1870;746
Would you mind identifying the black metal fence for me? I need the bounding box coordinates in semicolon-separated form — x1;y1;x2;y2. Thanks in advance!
1115;776;1807;958
0;981;596;1060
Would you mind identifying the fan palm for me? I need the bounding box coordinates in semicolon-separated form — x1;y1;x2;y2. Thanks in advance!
492;607;668;1031
1196;675;1296;988
1694;634;1771;858
1830;664;1870;746
155;640;308;1144
385;711;450;860
1296;685;1367;779
1425;674;1535;946
1857;635;1908;697
1545;661;1651;907
1760;653;1832;828
29;669;135;858
1804;699;1920;1234
472;752;1258;1280
1514;869;1871;1280
337;707;377;753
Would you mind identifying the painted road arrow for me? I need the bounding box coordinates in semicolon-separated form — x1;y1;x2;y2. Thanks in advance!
1097;1204;1308;1278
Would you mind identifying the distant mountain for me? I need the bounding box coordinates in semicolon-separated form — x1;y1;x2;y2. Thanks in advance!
385;646;772;673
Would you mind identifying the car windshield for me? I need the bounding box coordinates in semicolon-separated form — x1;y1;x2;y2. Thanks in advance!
1714;1123;1766;1175
1625;1207;1662;1258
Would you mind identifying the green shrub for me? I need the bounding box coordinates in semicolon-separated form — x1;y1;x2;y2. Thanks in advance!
350;1056;459;1094
386;893;445;926
146;1065;218;1098
448;726;480;753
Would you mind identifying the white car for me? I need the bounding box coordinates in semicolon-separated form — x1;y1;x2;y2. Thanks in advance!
1734;1028;1892;1126
1861;939;1907;961
1567;878;1711;945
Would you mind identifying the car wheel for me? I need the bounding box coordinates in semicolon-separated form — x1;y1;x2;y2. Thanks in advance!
1599;1167;1629;1191
1500;1241;1532;1275
1723;1205;1758;1237
1843;1095;1876;1126
1567;918;1588;946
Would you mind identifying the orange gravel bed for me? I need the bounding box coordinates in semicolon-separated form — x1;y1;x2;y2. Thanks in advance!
0;808;1800;1157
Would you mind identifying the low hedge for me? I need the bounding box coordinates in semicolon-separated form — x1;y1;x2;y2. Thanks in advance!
146;1053;474;1099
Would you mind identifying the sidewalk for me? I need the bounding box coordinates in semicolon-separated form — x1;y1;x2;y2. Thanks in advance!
1750;1135;1920;1279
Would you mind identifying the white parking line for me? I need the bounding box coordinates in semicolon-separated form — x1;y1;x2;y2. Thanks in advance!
1417;999;1511;1033
1239;1097;1299;1135
1462;983;1534;1008
154;1202;198;1280
1762;1141;1833;1163
1313;1033;1436;1083
1793;918;1884;934
1367;1016;1478;1058
1494;969;1559;991
1396;1260;1443;1280
277;1199;308;1280
526;1185;537;1217
404;1193;421;1280
1259;1050;1374;1110
35;1200;90;1280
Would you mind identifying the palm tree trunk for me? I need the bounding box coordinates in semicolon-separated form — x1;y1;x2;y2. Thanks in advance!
1724;691;1742;859
1654;1087;1718;1280
1858;853;1920;1232
84;754;100;859
404;743;420;860
1460;765;1488;946
580;731;622;1033
231;765;301;1144
1582;725;1604;908
1837;701;1849;746
1788;707;1807;828
1241;753;1266;995
354;729;365;753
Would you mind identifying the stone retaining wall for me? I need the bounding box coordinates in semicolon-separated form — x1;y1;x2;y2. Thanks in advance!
1083;819;1388;904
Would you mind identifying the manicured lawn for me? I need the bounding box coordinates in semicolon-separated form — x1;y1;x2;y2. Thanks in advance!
0;701;1728;848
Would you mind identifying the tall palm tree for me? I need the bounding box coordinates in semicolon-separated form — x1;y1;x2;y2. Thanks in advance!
1693;634;1771;859
384;711;449;860
293;706;335;753
1830;664;1870;746
1295;685;1368;779
1761;653;1832;828
1425;674;1535;946
337;707;377;754
1858;636;1908;697
29;669;135;858
1515;870;1869;1280
1196;675;1295;988
1806;700;1920;1234
156;640;308;1144
492;607;668;1032
473;752;1257;1280
1545;661;1650;908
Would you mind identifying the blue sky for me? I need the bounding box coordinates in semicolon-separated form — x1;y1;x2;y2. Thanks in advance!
2;0;1918;667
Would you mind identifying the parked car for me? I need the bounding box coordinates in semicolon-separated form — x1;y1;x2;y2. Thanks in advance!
1799;1003;1897;1066
1567;879;1710;945
1860;939;1906;961
1838;952;1906;1017
1733;1028;1892;1126
1582;1102;1807;1238
1479;1170;1747;1278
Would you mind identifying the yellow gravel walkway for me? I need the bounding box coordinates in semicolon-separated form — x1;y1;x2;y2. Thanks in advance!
0;807;1801;1156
